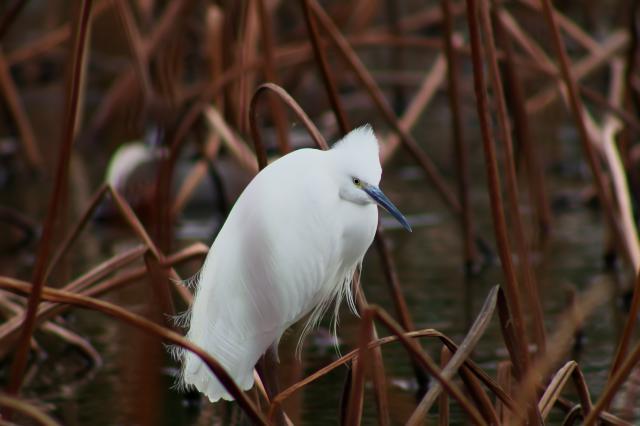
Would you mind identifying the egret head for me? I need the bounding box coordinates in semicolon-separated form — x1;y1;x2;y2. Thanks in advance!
331;125;412;232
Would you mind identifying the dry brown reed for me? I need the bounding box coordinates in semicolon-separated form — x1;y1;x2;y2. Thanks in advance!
5;0;95;408
1;0;640;425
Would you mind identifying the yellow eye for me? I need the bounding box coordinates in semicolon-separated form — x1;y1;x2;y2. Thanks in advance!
352;177;361;187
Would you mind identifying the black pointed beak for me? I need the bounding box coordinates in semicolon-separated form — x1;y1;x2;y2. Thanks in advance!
363;184;412;232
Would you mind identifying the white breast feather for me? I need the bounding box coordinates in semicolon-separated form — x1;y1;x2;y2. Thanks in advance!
176;148;377;402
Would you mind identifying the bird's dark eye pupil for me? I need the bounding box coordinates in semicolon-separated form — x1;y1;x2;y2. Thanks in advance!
353;178;360;185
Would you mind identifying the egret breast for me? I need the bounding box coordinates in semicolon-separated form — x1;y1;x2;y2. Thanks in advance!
339;202;378;267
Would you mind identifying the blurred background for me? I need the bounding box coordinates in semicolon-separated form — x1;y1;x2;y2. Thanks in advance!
1;0;640;424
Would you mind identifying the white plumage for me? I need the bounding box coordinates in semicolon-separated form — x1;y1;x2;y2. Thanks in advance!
177;125;410;402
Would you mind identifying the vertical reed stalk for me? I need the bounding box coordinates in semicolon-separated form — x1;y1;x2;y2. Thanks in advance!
494;9;553;241
538;0;633;268
0;50;43;171
610;270;640;376
308;0;462;215
300;0;350;133
256;0;290;153
4;0;94;408
345;309;374;426
298;6;399;422
384;0;405;113
0;0;27;39
458;366;500;424
206;6;224;109
496;361;512;423
441;0;478;272
144;252;176;321
463;0;530;375
374;233;429;393
235;0;254;134
438;347;451;426
114;0;153;97
584;325;640;424
479;0;546;355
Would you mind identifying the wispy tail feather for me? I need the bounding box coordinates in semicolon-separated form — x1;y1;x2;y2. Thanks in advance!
180;348;254;402
176;326;278;402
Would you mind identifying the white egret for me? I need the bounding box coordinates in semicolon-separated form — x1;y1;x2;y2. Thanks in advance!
177;125;411;402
